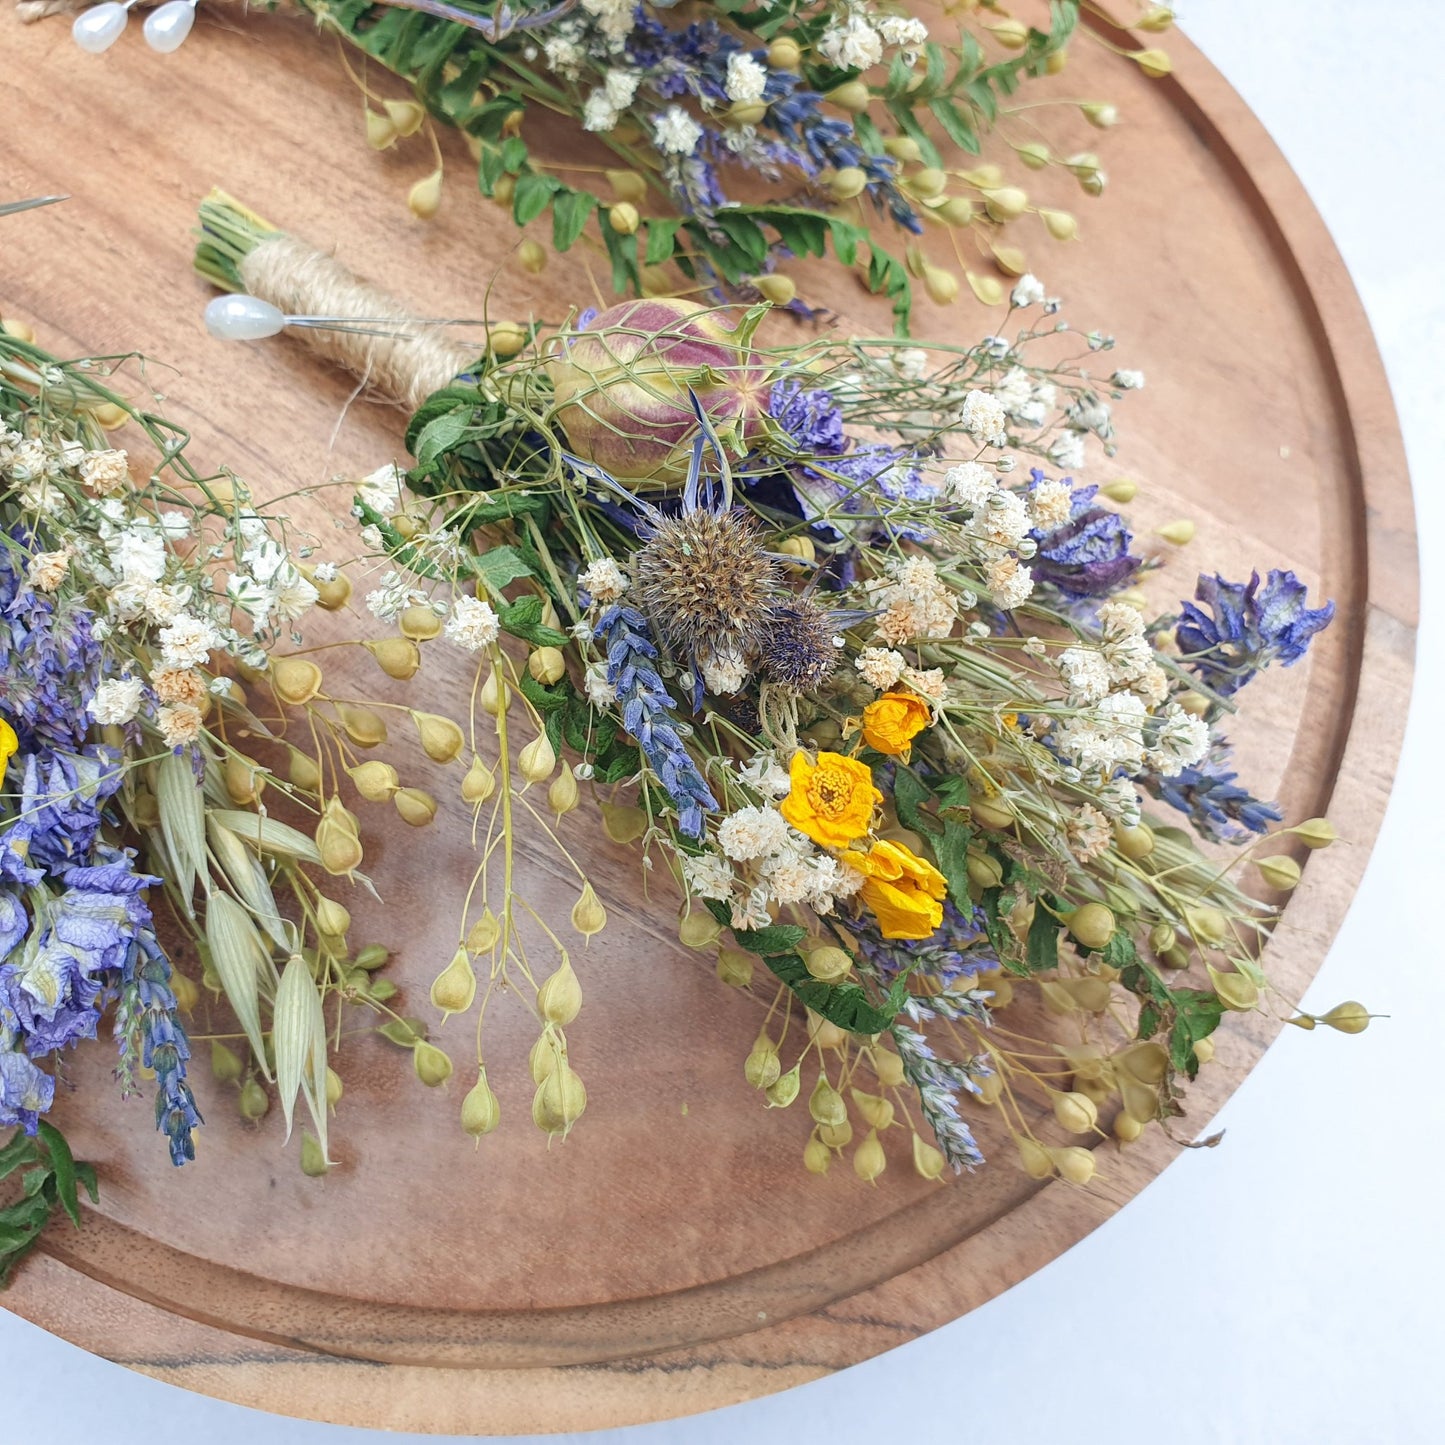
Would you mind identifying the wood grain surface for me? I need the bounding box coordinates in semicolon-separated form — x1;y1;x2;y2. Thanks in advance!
0;3;1418;1434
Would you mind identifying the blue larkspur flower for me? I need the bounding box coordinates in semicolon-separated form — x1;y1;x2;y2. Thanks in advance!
0;1048;54;1135
1142;739;1283;842
768;377;848;456
1175;569;1335;697
1028;472;1141;598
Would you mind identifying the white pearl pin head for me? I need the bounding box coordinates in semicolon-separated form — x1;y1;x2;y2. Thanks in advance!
71;2;130;54
143;0;198;54
203;294;287;342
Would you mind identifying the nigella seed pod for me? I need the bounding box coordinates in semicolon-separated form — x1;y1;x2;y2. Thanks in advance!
366;636;421;680
461;1069;501;1138
1113;1111;1144;1143
211;1040;243;1085
1042;208;1078;241
533;1061;586;1137
853;1129;887;1184
817;1118;852;1149
518;733;556;783
408;168;444;221
923;265;960;305
480;667;507;717
607;202;640;235
765;1064;801;1109
414;1041;455;1088
412;710;465;764
365;108;399;150
338;703;388;748
548;298;769;486
1066;902;1116;950
238;1077;269;1121
273;656;323;706
803;1135;831;1174
753;273;796;306
828;166;868;201
744;1035;781;1090
1256;855;1302;890
826;80;871;114
912;1132;946;1181
393;787;438;827
805;945;852;983
467;908;501;954
538;956;583;1026
315;896;351;940
349;760;399;802
599;802;647;844
1293;817;1337;849
462;756;496;804
1133;47;1172;78
384;98;426;137
768;36;802;70
808;1074;847;1129
571;882;606;939
1185;905;1230;946
430;947;477;1019
517;240;547;275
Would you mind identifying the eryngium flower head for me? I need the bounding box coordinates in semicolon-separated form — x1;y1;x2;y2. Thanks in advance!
757;600;838;693
634;507;780;663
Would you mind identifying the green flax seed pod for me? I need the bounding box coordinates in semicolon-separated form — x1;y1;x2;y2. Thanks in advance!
803;1135;831;1174
412;711;465;764
744;1035;781;1090
1293;817;1337;849
533;1061;587;1136
461;1068;501;1138
1257;855;1302;890
853;1129;887;1183
1053;1091;1099;1134
1066;902;1116;950
538;956;583;1026
716;946;754;988
414;1041;455;1087
430;947;477;1018
912;1131;946;1180
462;756;496;804
349;760;399;802
272;656;323;706
394;787;438;827
1049;1145;1097;1186
238;1077;269;1121
1208;964;1259;1012
365;636;421;680
765;1063;801;1109
805;944;853;982
1321;1001;1372;1034
300;1133;330;1177
211;1039;243;1085
808;1074;847;1128
325;1067;344;1110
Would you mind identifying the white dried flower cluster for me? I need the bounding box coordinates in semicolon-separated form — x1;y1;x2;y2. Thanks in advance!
1010;273;1047;308
654;105;703;156
353;462;404;518
893;347;929;382
1111;370;1146;390
724;52;768;103
958;389;1008;446
818;14;884;70
1054;692;1148;774
1049;429;1087;471
739;753;791;798
580;0;637;46
1096;600;1153;683
943;460;996;509
1067;803;1113;862
583;68;641;132
856;646;906;691
578;557;630;604
443;595;500;652
1146;702;1211;776
993;367;1057;429
701;649;749;696
1058;646;1113;705
871;556;957;644
902;665;946;702
1028;477;1074;529
717;805;792;862
88;675;145;726
78;448;130;496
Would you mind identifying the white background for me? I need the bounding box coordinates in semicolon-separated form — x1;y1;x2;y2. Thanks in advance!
4;3;1444;1441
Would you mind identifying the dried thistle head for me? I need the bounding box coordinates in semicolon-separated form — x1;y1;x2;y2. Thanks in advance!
756;599;839;693
634;507;780;663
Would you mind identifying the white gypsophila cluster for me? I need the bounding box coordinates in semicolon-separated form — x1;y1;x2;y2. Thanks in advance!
443;595;500;652
157;615;220;670
877;14;928;49
88;676;145;726
1010;274;1047;308
987;554;1034;610
312;562;339;584
817;14;883;69
578;556;630;603
902;665;945;701
958;389;1008;446
354;462;404;518
739;752;792;798
682;850;735;902
543;29;586;78
1131;663;1169;707
716;804;792;862
583;662;614;709
1112;369;1146;390
364;570;421;623
893;347;929;382
1028;477;1074;529
1146;702;1211;776
992;367;1056;429
582;69;642;132
1068;394;1114;441
1054;692;1147;774
871;556;957;645
1096;600;1154;684
856;646;906;691
1058;647;1112;705
580;0;636;45
944;460;996;509
654;106;703;155
1097;776;1143;829
725;51;768;103
1049;429;1087;471
702;649;749;695
78;448;129;496
966;488;1031;550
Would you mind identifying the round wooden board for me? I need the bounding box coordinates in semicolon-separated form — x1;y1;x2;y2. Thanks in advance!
0;3;1418;1434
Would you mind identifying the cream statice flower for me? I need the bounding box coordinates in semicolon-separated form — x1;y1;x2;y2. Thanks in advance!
578;557;629;603
1067;804;1112;862
716;805;791;862
78;448;129;496
88;676;144;726
902;666;946;702
856;646;906;691
872;557;957;644
725;52;768;103
26;548;71;592
443;595;500;651
1058;647;1112;705
944;461;996;509
1146;703;1211;776
158;614;218;669
157;703;204;749
818;15;883;69
959;389;1008;445
654;106;703;155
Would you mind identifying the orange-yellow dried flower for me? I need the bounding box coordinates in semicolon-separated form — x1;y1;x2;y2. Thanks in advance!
848;838;947;940
779;750;881;850
860;691;932;758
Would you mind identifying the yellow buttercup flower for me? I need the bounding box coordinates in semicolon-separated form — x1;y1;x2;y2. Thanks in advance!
780;750;881;850
0;718;17;775
849;838;948;941
860;691;932;758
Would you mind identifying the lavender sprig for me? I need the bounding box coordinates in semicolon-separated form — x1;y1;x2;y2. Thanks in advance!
892;1020;987;1172
593;603;717;839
